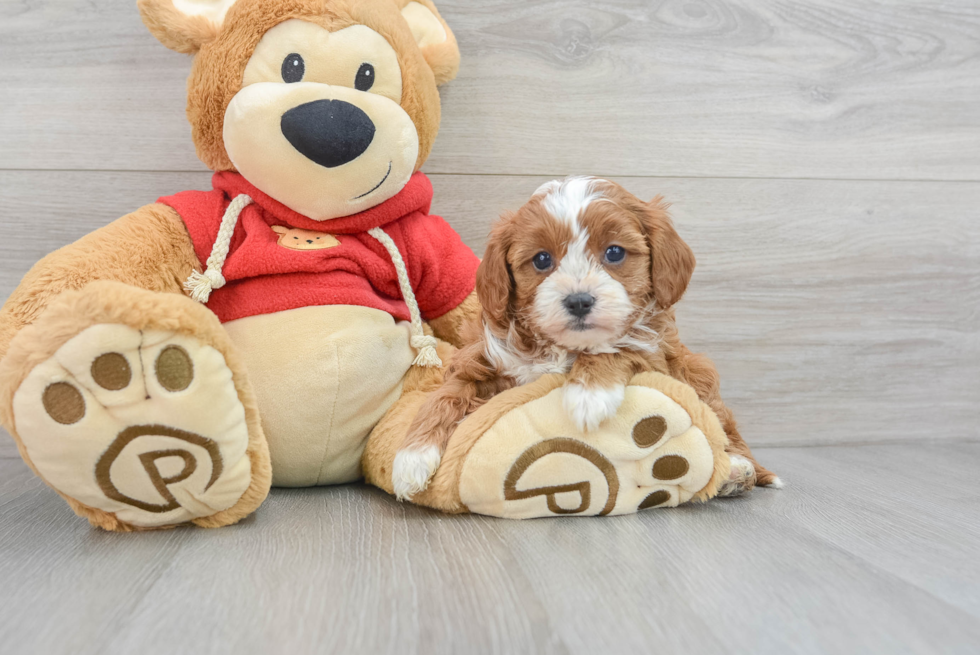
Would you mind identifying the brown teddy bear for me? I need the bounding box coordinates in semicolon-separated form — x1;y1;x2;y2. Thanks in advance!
0;0;743;531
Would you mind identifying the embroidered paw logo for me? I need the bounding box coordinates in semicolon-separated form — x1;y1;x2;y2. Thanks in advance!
459;384;719;518
503;438;619;516
272;225;340;250
95;424;223;514
13;325;253;527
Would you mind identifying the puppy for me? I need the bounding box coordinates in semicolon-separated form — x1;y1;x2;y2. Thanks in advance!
392;177;779;500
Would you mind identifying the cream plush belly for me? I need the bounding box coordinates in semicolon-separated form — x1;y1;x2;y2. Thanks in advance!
224;305;414;487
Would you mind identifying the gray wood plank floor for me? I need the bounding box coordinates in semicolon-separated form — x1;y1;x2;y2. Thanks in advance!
1;445;979;655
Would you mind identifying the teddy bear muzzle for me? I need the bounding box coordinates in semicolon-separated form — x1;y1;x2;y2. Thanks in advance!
280;98;377;169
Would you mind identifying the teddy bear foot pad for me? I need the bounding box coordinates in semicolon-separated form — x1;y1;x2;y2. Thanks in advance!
456;373;729;518
11;323;254;528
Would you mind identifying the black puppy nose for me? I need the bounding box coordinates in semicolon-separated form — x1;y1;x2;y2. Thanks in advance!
280;99;376;168
563;293;595;318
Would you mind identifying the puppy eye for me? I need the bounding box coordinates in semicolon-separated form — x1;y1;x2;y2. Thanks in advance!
282;53;305;83
355;63;375;92
532;251;553;271
604;245;626;264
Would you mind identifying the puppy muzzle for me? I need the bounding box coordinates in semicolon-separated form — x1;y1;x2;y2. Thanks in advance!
563;292;595;318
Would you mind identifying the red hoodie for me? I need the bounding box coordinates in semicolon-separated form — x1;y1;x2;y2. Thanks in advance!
159;172;479;324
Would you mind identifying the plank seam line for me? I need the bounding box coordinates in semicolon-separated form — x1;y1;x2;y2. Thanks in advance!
1;168;980;184
754;437;980;450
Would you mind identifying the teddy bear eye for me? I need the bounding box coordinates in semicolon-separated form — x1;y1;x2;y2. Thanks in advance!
532;251;553;271
282;53;305;83
604;245;626;264
355;63;375;92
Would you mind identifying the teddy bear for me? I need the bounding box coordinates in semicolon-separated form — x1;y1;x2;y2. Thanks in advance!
0;0;753;531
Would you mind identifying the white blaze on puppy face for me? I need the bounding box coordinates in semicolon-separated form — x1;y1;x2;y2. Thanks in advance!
531;177;635;352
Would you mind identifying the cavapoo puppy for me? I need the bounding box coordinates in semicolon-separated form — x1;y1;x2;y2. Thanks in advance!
392;177;778;500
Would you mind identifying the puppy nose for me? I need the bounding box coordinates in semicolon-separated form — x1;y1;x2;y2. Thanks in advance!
280;99;376;168
563;293;595;318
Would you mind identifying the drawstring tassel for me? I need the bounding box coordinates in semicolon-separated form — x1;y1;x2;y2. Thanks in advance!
368;227;442;368
184;269;226;303
184;194;253;304
410;334;442;368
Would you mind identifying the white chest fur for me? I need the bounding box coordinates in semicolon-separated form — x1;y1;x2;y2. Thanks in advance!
482;324;576;386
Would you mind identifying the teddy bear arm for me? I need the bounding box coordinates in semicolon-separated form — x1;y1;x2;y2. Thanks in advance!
0;203;200;361
426;290;481;349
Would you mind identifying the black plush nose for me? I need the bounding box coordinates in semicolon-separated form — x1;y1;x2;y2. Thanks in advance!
563;293;595;318
280;99;376;168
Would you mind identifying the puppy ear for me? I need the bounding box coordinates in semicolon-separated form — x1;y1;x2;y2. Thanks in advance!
639;197;696;309
271;225;287;235
476;214;516;332
397;1;461;85
138;0;237;54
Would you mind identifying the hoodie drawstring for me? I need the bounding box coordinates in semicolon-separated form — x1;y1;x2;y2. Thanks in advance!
367;227;442;368
184;194;252;303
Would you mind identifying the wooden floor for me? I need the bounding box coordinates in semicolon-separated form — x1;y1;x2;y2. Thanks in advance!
1;444;979;655
1;0;979;653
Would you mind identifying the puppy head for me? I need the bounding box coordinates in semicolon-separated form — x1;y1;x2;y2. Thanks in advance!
139;0;459;221
477;177;695;352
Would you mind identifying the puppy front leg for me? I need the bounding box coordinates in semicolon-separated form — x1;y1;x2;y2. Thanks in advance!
393;347;506;501
392;380;473;501
563;353;640;432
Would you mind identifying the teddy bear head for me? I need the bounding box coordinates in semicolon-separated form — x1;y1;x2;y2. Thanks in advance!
138;0;459;221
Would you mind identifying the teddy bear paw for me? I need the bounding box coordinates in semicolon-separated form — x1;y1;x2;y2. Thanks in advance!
392;445;442;501
11;324;254;528
458;381;724;518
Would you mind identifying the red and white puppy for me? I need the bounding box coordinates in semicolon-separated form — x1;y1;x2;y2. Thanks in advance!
392;177;779;500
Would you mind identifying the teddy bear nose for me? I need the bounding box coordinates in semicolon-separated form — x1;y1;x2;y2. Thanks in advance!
280;99;376;168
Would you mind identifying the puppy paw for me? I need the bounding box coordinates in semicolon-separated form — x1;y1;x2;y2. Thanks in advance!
716;454;757;497
392;445;442;501
562;383;625;432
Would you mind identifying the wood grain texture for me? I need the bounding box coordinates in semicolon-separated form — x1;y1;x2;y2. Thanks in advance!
762;443;980;619
0;437;18;459
2;0;979;179
2;170;977;448
1;446;979;655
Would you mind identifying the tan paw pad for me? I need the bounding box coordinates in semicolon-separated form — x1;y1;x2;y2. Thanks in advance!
13;324;252;528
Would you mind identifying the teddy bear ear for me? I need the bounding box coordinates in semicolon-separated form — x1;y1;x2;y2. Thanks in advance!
397;1;460;86
137;0;238;54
